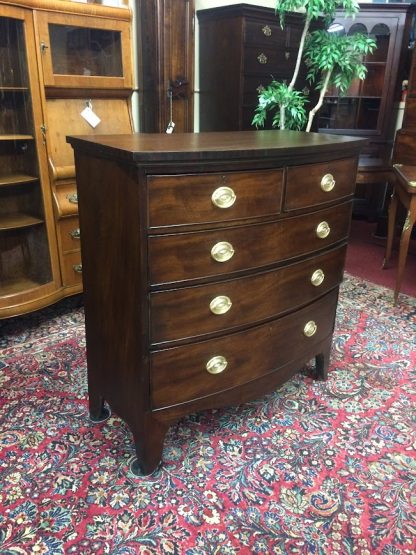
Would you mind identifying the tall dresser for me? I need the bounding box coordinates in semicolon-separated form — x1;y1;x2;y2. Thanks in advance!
68;130;365;475
197;4;323;131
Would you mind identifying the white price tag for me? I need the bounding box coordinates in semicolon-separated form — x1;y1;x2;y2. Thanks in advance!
80;106;101;128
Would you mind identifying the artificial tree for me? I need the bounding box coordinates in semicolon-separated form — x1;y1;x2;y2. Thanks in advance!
252;0;377;132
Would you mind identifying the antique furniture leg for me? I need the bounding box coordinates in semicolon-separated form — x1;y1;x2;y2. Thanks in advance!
310;338;332;380
395;203;416;304
129;416;169;476
382;189;398;269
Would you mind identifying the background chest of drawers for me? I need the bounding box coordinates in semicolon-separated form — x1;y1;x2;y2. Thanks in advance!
197;4;323;131
68;130;365;475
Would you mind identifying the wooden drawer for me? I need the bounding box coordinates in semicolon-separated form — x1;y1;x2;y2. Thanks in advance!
150;244;346;344
58;216;81;253
147;169;283;228
285;157;358;211
244;21;302;49
151;289;338;409
61;251;83;287
53;182;79;218
244;46;296;74
148;201;352;285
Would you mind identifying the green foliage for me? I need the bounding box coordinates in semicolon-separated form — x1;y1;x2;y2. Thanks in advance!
252;81;307;130
305;30;377;94
275;0;360;27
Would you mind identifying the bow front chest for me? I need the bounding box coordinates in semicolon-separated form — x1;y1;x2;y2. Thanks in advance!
68;130;364;475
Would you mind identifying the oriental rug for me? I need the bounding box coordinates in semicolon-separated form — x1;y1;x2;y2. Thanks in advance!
0;275;415;555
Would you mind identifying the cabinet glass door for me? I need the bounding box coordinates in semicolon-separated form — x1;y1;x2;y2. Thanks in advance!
36;12;132;89
0;12;52;300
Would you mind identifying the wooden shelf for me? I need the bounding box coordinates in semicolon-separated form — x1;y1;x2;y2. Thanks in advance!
0;134;33;141
0;173;37;187
0;276;43;297
0;213;44;230
0;86;29;92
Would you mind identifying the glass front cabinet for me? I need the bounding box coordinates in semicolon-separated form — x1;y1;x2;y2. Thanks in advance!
318;3;415;159
0;5;59;316
0;0;133;318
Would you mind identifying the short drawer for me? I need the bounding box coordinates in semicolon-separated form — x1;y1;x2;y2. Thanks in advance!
53;182;79;218
244;21;302;48
151;289;338;409
58;216;81;253
148;201;352;285
61;251;83;287
285;157;358;211
147;169;283;228
150;244;346;344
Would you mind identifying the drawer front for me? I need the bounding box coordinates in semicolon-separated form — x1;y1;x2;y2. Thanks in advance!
147;169;283;228
244;21;302;49
58;216;81;253
148;202;352;285
285;157;358;211
244;46;296;74
151;289;339;409
150;244;346;344
53;183;79;218
61;251;83;287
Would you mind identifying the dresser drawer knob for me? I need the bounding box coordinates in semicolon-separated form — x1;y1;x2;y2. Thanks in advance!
206;355;228;375
211;241;235;262
212;186;236;209
303;320;317;337
72;264;83;274
316;221;330;239
210;295;232;315
66;193;78;204
257;53;268;64
311;269;325;286
69;228;81;239
285;51;290;60
262;24;272;37
320;173;336;192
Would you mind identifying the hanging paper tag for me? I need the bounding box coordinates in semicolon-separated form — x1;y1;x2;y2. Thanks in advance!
80;106;101;128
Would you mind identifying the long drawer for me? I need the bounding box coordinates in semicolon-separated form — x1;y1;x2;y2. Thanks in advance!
151;289;339;409
148;201;352;285
150;244;346;345
147;169;283;228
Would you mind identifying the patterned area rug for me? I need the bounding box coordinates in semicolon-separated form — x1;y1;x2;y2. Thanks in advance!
1;275;415;555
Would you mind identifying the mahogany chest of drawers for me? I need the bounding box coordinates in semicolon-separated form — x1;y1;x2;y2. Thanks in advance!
197;4;323;131
68;130;364;475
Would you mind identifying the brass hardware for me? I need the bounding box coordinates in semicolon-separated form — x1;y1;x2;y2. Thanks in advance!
404;211;411;231
40;41;49;53
209;295;232;315
212;186;236;209
257;53;268;64
211;241;235;262
303;320;317;337
409;181;416;188
393;163;402;168
206;355;228;375
69;228;81;240
320;173;336;192
256;84;265;94
73;264;83;274
40;124;47;145
285;51;290;60
262;25;272;37
67;193;78;204
316;221;330;239
302;87;310;96
311;269;325;287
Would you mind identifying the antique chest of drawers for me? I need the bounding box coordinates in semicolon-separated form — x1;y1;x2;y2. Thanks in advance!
197;4;323;131
68;130;365;475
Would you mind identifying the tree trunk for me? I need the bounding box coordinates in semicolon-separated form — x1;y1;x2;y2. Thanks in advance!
306;70;332;132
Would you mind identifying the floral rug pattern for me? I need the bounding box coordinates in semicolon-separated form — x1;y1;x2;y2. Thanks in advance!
0;276;415;555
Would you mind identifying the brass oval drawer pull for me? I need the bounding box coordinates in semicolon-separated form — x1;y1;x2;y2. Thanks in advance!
262;24;272;37
257;53;268;64
210;295;232;315
211;241;235;262
320;173;336;192
69;228;81;239
206;355;228;375
211;186;236;209
72;264;83;274
316;221;330;239
303;320;317;337
66;193;78;204
311;269;325;287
